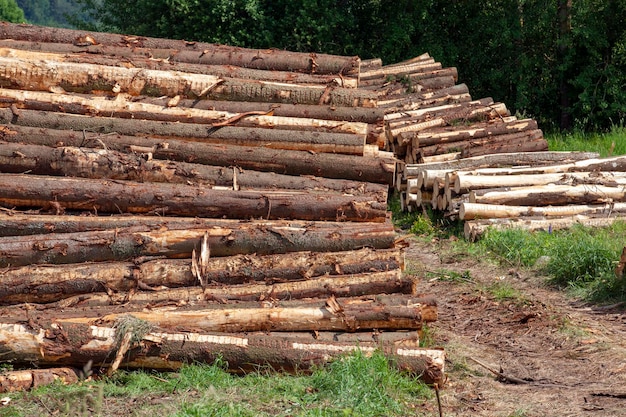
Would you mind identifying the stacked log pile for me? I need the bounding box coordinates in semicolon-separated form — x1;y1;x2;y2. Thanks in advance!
0;22;444;391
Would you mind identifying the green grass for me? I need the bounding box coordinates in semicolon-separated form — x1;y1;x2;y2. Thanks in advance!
1;352;432;417
546;125;626;156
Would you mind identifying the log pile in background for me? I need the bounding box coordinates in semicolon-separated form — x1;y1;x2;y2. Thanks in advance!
0;22;444;391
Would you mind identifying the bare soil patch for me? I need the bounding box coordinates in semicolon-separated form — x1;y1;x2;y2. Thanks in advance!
406;236;626;416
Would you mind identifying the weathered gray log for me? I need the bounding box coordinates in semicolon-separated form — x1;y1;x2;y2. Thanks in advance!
0;22;361;75
464;216;626;241
0;322;445;384
0;118;397;183
0;247;403;303
459;202;626;220
469;184;626;206
0;218;396;267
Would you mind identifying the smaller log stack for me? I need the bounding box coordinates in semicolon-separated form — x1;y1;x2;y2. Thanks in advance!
0;22;444;392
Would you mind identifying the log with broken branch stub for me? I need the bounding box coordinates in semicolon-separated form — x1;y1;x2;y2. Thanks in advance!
0;22;361;76
0;174;388;222
0;220;397;267
0;322;445;384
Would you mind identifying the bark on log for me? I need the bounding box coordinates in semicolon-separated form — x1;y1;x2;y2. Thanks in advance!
464;216;626;241
19;270;413;307
0;118;397;183
0;322;445;384
0;89;371;133
454;171;626;194
0;174;388;221
0;219;396;267
418;130;545;158
0;22;361;76
469;184;626;206
359;60;441;81
403;151;600;175
0;367;80;393
0;247;403;303
459;135;548;158
459;202;626;220
416;118;538;147
378;84;470;108
0;46;357;88
385;98;495;123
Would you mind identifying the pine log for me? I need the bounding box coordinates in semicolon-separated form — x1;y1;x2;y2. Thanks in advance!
0;367;80;393
0;89;371;134
0;322;445;384
469;184;626;206
385;98;494;123
0;220;396;268
378;84;470;108
359;60;441;81
0;22;361;76
0;142;387;197
0;46;357;87
416;118;538;147
465;216;626;241
454;171;626;194
403;151;601;175
0;247;403;303
0;174;387;222
459;135;548;158
459;202;626;220
0;119;396;183
21;270;413;307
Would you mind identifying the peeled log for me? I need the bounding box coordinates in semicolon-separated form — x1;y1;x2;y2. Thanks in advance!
0;22;361;76
0;174;387;222
28;270;413;308
459;202;626;220
0;322;444;384
0;367;80;393
469;184;626;206
465;216;626;241
0;247;403;303
0;220;396;267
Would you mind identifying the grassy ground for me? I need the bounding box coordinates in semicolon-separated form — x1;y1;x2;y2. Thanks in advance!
545;125;626;156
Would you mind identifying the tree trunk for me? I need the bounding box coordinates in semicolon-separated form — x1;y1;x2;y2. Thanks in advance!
0;46;358;88
415;118;538;147
459;201;626;220
359;60;440;81
0;322;445;384
378;83;470;108
0;219;396;267
0;22;361;76
1;247;403;303
22;270;413;307
0;174;388;221
0;367;80;393
469;184;626;206
0;118;397;184
459;134;548;158
464;216;626;241
0;89;371;134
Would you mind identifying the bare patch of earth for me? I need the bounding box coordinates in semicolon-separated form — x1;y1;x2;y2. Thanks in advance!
405;236;626;417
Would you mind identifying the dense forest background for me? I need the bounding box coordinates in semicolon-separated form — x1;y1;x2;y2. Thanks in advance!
3;0;626;132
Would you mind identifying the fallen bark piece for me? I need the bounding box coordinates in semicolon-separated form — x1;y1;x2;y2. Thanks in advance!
0;367;80;393
0;220;396;267
0;322;444;384
0;174;387;222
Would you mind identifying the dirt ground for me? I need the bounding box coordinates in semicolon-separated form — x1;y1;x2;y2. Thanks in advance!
405;236;626;417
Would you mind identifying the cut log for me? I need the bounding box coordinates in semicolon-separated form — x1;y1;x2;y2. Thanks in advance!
22;270;413;307
0;46;357;87
0;117;396;184
0;22;361;76
416;118;538;147
454;171;626;194
359;60;441;81
0;247;403;303
403;151;601;175
378;83;470;108
459;202;626;220
459;135;548;158
0;367;80;393
0;220;396;267
469;184;626;206
465;216;626;241
0;89;371;133
0;174;387;221
0;322;444;384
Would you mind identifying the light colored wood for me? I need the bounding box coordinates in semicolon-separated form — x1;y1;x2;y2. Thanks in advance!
459;202;626;220
469;184;626;206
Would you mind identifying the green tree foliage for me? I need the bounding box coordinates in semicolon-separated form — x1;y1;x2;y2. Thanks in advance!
0;0;26;22
16;0;89;27
67;0;626;131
